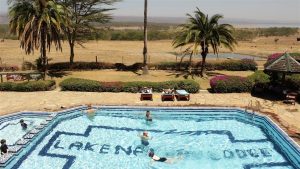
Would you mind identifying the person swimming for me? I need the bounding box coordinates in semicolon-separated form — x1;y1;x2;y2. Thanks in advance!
145;111;152;122
85;104;96;121
139;131;152;146
1;139;8;155
20;119;27;130
148;151;183;164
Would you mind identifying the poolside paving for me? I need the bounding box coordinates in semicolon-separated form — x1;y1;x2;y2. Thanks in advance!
0;91;299;143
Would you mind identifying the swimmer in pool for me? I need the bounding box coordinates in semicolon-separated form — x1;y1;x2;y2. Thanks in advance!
139;131;152;146
145;111;152;122
1;139;8;155
20;119;27;130
148;151;183;164
85;104;96;121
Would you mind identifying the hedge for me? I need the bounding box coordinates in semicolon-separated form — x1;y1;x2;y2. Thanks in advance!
210;75;252;93
248;71;270;88
45;59;257;71
60;78;101;92
48;62;115;70
0;80;56;92
60;78;200;93
286;74;300;90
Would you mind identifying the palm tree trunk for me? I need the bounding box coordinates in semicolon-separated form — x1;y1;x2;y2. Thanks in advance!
142;0;149;75
41;24;47;80
68;29;76;66
188;52;193;75
200;41;208;77
200;54;207;77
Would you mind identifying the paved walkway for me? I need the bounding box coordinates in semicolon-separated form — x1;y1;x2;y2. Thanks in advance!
0;91;299;140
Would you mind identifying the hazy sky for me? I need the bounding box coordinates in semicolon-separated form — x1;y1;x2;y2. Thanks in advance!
1;0;300;22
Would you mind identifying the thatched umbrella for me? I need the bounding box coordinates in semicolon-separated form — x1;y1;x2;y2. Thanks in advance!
265;53;300;82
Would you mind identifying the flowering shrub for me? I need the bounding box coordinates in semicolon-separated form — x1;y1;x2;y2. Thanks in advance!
210;75;252;93
267;53;284;61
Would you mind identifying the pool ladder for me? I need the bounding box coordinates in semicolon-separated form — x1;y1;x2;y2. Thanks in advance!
246;100;261;117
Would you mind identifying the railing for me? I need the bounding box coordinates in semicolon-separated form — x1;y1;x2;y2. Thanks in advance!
246;100;262;117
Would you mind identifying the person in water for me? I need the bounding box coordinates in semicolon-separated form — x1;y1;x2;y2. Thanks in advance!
1;139;8;155
148;151;183;164
20;119;27;130
145;111;152;122
139;131;152;146
85;104;96;121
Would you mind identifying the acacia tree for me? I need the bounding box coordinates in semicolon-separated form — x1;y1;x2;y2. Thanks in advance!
173;8;237;76
9;0;69;79
142;0;149;75
57;0;120;65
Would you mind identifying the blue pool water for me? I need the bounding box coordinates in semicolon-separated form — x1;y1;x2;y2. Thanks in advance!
1;107;300;169
0;114;48;146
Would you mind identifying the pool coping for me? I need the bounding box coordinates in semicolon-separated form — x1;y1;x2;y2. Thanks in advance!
1;105;300;168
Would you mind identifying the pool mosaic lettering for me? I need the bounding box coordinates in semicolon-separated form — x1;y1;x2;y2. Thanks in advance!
37;125;293;169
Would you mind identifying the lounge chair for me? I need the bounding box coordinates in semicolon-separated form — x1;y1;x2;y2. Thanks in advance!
284;92;297;105
6;74;25;81
140;87;153;101
161;89;175;101
175;90;190;101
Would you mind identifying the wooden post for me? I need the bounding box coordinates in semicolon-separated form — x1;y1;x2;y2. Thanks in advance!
95;56;98;63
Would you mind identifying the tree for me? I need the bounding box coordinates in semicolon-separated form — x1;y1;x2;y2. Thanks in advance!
142;0;149;75
57;0;120;65
173;8;237;76
9;0;69;79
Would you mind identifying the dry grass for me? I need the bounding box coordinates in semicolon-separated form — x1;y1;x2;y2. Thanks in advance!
0;33;299;67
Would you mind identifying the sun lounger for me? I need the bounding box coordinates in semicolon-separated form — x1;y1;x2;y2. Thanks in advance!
6;74;25;81
284;92;297;105
140;88;153;101
175;90;190;101
161;89;175;101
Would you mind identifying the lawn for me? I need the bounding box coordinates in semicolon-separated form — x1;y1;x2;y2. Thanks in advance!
51;70;255;90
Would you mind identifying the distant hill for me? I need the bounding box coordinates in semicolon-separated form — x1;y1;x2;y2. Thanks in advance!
1;14;299;27
113;16;300;28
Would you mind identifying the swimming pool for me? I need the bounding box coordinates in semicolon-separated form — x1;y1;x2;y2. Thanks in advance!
1;107;300;169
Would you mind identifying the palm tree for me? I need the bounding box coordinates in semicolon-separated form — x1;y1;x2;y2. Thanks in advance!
173;8;237;76
142;0;149;75
9;0;69;79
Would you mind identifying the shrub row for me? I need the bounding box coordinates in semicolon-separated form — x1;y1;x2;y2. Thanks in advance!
286;75;300;90
247;70;271;89
210;75;252;93
60;78;200;93
48;62;115;70
47;59;257;71
209;71;300;93
0;80;56;92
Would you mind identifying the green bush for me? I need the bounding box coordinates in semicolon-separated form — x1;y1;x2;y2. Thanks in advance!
60;78;101;92
48;62;115;70
46;59;257;72
210;75;252;93
207;59;257;71
248;71;270;85
0;80;55;92
286;75;300;90
60;78;200;93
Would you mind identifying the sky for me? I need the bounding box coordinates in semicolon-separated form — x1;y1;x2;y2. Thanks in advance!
1;0;300;22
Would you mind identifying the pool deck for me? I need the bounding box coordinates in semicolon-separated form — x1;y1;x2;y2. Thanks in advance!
0;91;299;144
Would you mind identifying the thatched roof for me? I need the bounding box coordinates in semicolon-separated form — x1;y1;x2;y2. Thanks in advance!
265;53;300;73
